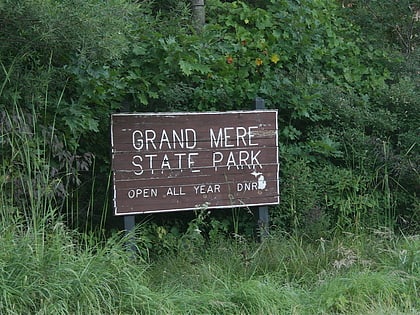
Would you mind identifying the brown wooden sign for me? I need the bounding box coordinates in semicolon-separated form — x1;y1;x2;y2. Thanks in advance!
111;110;279;215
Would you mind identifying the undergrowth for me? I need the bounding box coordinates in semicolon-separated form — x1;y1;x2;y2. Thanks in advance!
148;227;419;314
0;93;418;314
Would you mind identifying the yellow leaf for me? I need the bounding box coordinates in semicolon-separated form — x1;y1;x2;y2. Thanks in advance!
270;54;280;64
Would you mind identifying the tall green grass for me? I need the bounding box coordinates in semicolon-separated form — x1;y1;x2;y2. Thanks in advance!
147;232;419;314
0;103;152;314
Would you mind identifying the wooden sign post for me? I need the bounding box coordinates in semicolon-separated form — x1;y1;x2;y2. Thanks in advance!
111;110;279;217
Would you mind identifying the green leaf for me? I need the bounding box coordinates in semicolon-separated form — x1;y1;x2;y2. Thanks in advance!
179;60;211;76
132;45;147;56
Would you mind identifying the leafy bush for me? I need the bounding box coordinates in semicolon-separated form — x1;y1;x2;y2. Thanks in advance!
1;0;418;236
0;0;142;226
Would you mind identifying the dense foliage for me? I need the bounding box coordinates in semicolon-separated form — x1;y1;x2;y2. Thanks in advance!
0;0;418;246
